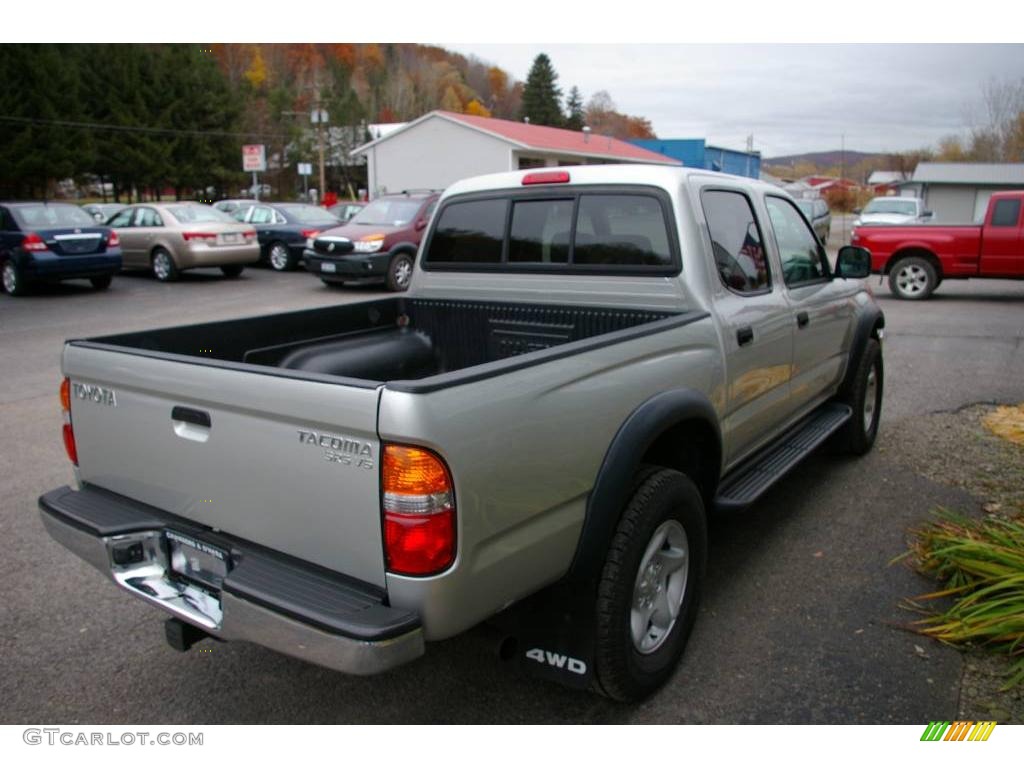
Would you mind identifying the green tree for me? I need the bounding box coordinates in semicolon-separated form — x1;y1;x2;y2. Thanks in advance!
565;86;584;131
520;53;563;127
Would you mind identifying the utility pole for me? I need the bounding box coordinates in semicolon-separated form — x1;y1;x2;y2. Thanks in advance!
841;133;846;245
315;94;327;201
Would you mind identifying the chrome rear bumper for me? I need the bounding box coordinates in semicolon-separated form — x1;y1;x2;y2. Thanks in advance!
39;485;424;676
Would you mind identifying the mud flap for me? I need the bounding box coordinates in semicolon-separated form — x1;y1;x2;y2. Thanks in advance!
490;581;597;690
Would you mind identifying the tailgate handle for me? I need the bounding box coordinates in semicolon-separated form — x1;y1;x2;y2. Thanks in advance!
171;406;211;428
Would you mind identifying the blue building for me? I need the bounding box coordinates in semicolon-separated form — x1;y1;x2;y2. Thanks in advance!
628;139;761;179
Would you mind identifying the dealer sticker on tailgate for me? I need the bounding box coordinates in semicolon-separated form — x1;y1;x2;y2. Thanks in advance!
166;530;230;589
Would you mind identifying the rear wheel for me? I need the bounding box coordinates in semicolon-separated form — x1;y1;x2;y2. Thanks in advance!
151;248;179;282
385;253;414;292
221;264;245;278
89;275;113;290
594;468;707;702
267;242;294;272
2;259;28;296
888;256;937;300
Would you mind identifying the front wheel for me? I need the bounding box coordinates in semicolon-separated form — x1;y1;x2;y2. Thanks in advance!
220;264;245;278
835;337;883;455
594;468;707;702
385;253;414;292
888;256;937;300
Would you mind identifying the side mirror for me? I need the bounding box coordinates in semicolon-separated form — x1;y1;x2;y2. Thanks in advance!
414;219;427;231
922;210;933;219
836;245;872;279
852;207;862;215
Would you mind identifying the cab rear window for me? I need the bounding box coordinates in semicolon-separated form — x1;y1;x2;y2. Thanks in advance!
424;189;678;274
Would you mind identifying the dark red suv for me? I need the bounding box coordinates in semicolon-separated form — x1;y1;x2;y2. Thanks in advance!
302;190;439;291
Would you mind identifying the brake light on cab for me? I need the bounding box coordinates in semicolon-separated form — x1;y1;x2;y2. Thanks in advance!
60;377;77;466
522;171;570;185
382;444;455;576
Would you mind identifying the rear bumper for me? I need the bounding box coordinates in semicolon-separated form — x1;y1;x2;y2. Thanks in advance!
39;484;424;675
22;252;122;281
177;243;260;269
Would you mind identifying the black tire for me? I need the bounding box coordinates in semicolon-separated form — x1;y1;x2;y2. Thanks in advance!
594;468;707;702
89;275;113;290
1;259;29;296
320;278;344;288
267;242;295;272
834;337;883;455
887;255;937;300
385;252;414;292
221;264;245;278
151;248;179;282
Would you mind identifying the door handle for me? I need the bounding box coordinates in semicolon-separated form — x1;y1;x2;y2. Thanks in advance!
737;326;754;346
796;311;810;328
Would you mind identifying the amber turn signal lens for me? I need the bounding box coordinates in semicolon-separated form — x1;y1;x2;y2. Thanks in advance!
60;377;71;412
383;445;452;497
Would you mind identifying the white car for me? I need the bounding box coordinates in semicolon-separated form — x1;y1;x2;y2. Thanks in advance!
853;197;932;230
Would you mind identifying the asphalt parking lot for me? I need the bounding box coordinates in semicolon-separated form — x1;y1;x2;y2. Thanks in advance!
1;265;1022;724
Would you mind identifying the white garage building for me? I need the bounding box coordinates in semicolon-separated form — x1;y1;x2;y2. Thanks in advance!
351;110;679;198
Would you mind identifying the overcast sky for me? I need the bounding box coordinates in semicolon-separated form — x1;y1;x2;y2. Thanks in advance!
445;44;1024;158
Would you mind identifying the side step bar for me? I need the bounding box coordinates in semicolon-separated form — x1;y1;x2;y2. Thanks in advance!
715;402;852;511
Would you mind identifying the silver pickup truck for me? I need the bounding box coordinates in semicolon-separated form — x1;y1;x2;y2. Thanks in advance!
40;165;883;701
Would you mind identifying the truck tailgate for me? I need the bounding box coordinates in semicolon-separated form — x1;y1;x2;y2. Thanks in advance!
63;343;386;588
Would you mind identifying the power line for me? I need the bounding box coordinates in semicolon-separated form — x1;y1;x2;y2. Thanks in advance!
0;114;290;141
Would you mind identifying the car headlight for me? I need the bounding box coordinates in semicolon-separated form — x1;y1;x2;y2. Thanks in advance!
354;236;385;253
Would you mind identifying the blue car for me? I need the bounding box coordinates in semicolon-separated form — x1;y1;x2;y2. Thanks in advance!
231;202;341;271
1;202;122;296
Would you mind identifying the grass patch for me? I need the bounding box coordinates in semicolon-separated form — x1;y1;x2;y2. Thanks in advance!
899;509;1024;690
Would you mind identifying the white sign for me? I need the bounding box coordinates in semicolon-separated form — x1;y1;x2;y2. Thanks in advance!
311;109;329;124
297;163;313;176
242;144;266;172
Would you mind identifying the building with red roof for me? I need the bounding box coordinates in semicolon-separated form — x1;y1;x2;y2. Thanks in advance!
351;110;678;198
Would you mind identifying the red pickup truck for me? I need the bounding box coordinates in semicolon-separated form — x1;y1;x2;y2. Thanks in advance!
851;190;1024;299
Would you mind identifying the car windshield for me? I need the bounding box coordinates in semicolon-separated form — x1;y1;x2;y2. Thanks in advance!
864;199;918;215
795;200;814;217
350;199;422;226
166;205;235;224
13;204;97;229
277;204;339;225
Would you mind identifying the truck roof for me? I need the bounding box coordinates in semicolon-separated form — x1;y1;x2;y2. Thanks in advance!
441;163;779;199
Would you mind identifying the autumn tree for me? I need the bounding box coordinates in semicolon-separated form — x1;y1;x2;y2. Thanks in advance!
520;53;563;127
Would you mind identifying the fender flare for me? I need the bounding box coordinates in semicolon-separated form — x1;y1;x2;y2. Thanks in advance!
565;388;721;585
839;304;885;396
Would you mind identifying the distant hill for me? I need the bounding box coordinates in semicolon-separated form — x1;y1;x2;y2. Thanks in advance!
765;150;882;167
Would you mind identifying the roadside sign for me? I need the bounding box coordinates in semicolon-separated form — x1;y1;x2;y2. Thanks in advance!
297;163;313;176
242;144;266;172
310;109;329;124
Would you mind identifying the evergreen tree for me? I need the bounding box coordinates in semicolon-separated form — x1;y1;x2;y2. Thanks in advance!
565;86;585;131
520;53;563;127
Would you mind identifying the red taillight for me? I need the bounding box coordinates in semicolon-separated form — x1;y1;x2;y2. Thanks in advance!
182;232;218;243
60;377;77;466
522;171;570;185
22;232;48;251
107;230;120;248
301;229;320;239
382;444;455;576
243;229;256;240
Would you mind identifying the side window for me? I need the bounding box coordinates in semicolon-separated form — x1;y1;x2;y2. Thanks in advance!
509;198;573;263
573;194;672;266
700;190;770;294
990;199;1021;227
134;207;163;227
765;197;829;286
250;206;274;225
425;198;507;264
108;209;134;228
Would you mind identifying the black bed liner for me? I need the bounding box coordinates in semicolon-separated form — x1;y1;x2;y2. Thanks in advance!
74;297;707;393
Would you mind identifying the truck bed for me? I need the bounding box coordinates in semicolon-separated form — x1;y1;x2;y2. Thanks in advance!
75;298;681;389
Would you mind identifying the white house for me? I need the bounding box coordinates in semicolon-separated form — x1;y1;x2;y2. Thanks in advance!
351;110;679;198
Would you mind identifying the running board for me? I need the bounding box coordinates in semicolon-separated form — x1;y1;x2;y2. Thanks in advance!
715;402;852;512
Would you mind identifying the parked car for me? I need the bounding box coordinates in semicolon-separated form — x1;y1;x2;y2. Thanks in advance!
230;202;340;271
795;197;831;244
212;199;252;215
106;203;259;282
39;165;883;701
852;196;932;232
327;200;366;223
852;189;1024;299
304;190;439;291
0;202;121;296
81;203;127;224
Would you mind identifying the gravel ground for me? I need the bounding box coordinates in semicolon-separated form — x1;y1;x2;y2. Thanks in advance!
877;403;1024;722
